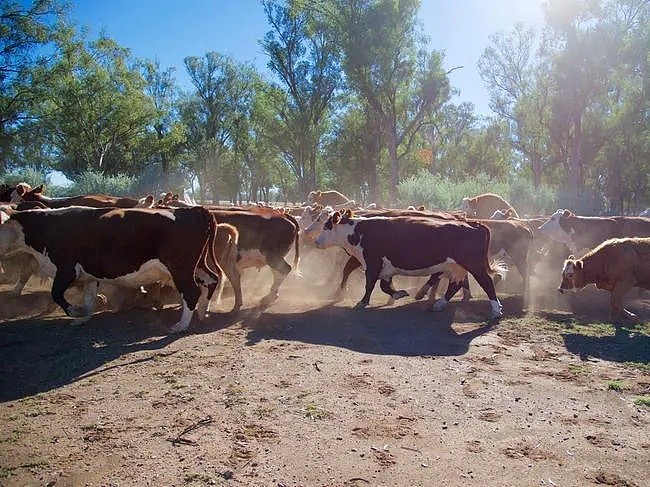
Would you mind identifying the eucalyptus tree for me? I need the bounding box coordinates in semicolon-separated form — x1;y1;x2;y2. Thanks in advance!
38;33;157;177
478;23;550;188
181;52;259;202
260;0;340;198
138;59;186;192
320;0;451;201
0;0;68;170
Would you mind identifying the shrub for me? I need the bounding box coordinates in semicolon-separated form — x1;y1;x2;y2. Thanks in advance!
66;170;136;197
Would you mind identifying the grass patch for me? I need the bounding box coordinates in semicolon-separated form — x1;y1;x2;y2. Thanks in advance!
568;364;590;375
633;396;650;408
302;403;330;421
253;405;274;419
561;322;616;337
607;380;624;391
623;361;650;372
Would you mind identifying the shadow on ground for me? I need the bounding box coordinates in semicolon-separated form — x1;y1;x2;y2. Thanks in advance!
0;307;192;402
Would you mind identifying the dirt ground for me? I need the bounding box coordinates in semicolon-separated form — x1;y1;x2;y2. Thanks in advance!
1;247;649;487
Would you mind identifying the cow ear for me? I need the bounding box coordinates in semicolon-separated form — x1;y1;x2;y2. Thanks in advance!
145;194;154;205
417;205;425;211
343;209;352;218
575;261;583;270
332;211;341;224
33;184;44;194
567;254;575;260
16;184;26;196
562;209;572;217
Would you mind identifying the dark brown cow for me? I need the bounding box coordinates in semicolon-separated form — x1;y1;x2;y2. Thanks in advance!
0;206;222;332
559;237;650;321
539;209;650;255
15;184;154;209
311;212;504;318
205;207;300;309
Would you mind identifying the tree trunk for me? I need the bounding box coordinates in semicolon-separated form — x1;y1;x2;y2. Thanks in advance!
387;130;399;203
569;114;583;198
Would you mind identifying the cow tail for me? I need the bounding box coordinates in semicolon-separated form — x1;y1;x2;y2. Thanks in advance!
479;222;508;280
202;209;222;284
284;213;301;277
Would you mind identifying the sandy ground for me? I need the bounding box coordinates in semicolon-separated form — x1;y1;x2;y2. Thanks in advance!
0;247;649;487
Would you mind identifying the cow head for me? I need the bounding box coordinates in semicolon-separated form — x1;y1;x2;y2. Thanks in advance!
17;184;45;203
538;209;576;251
313;210;356;249
307;190;321;203
301;204;333;241
460;197;477;217
1;182;33;204
558;255;585;293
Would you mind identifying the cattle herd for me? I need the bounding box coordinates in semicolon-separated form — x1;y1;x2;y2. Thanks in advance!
1;183;649;331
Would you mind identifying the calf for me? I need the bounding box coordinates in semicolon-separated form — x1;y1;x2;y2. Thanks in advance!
559;237;650;321
207;207;300;308
312;212;504;318
0;206;222;332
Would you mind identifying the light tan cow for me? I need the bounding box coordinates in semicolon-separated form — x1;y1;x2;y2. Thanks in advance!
559;237;650;321
308;190;352;207
461;193;518;219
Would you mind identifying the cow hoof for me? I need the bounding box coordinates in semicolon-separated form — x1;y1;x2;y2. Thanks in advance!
353;300;368;310
261;293;279;305
392;290;409;300
430;298;448;312
169;322;190;334
67;305;88;318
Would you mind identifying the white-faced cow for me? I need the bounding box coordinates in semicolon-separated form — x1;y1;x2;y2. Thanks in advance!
312;211;504;318
539;209;650;255
559;237;650;321
14;184;154;209
0;183;32;204
0;206;222;332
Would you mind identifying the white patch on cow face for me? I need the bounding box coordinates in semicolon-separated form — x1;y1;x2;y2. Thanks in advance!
560;260;579;292
379;257;458;280
538;210;575;250
301;207;333;241
314;219;356;250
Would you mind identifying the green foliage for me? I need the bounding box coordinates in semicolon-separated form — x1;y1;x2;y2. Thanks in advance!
397;170;556;214
0;167;51;188
633;396;650;408
607;380;623;391
64;170;136;196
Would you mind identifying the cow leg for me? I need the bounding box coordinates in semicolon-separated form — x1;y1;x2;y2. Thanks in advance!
170;298;195;334
460;275;473;301
610;281;636;321
469;269;503;319
261;256;291;305
170;275;202;333
430;277;465;312
70;280;99;326
337;256;361;294
379;278;408;302
355;260;381;309
223;263;242;311
415;273;441;301
195;286;211;320
51;268;87;319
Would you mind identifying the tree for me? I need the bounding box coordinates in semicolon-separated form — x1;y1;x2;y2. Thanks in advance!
260;0;340;198
0;0;68;170
38;33;158;177
322;0;450;201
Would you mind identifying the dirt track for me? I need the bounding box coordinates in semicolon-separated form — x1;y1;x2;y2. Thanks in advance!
1;258;649;486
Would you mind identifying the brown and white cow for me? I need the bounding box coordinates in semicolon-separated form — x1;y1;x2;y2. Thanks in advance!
14;184;154;209
461;193;519;219
205;207;300;309
539;209;650;255
307;189;353;208
311;212;504;318
558;237;650;321
0;205;222;332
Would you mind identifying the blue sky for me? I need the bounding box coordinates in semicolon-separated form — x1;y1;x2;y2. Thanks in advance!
70;0;545;116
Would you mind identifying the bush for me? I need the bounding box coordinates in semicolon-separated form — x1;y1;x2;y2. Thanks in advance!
65;170;136;197
1;167;51;189
397;170;556;215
